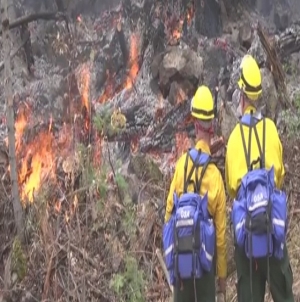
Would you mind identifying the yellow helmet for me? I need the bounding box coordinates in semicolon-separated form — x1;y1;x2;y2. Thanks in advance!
191;85;214;120
237;54;262;101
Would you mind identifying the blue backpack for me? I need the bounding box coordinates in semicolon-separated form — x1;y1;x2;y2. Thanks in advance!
231;114;287;288
163;148;216;286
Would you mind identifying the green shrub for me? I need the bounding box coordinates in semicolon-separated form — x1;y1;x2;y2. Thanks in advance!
281;94;300;138
110;255;145;302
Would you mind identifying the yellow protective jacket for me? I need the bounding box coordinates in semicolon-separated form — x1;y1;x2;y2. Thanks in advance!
165;140;227;278
225;106;285;200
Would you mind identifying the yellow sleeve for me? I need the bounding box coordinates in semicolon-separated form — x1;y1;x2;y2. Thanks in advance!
164;164;179;222
214;172;227;278
225;134;237;199
266;119;285;189
276;137;285;189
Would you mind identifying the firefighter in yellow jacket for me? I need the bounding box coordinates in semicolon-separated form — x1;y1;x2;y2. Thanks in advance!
225;54;294;302
165;85;227;302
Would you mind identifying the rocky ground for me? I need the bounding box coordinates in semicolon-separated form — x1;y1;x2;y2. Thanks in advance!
0;0;300;301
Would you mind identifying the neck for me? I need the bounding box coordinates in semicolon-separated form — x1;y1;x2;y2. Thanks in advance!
196;134;210;146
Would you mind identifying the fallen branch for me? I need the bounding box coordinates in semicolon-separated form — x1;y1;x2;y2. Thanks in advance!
155;248;173;293
42;249;54;300
257;23;293;110
66;185;90;198
0;11;68;35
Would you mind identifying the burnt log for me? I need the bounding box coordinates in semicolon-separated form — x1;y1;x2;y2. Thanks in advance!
277;23;300;58
139;99;192;152
97;96;192;153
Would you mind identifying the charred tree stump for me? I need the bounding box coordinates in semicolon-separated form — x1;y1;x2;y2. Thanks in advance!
2;0;24;238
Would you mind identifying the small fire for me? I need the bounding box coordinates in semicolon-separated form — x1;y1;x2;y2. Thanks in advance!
18;129;56;202
15;109;27;150
186;5;194;26
81;64;90;112
97;34;140;103
80;64;91;130
11;62;94;204
154;95;165;122
125;34;139;89
130;137;139;154
98;70;114;103
172;29;181;40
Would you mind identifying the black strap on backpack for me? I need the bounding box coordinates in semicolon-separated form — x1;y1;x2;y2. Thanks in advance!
180;149;212;264
174;148;211;301
239;114;271;301
239;115;266;172
183;148;212;194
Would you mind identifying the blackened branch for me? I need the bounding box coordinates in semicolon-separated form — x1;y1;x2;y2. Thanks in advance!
0;11;68;35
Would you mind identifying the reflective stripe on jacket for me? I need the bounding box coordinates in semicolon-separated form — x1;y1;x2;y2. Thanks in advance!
225;106;285;200
165;139;227;278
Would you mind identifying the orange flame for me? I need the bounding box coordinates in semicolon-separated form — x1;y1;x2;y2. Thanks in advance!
13;62;93;203
172;29;181;40
15;110;27;150
186;5;194;26
19;130;56;202
130;137;139;154
125;34;139;89
80;64;91;130
81;64;90;112
98;70;114;104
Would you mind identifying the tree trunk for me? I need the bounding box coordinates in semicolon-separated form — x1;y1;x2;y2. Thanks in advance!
2;0;24;239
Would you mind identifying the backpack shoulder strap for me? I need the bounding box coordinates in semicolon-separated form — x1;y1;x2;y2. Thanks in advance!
195;153;211;193
240;114;266;171
252;117;266;169
183;148;201;193
183;149;211;193
239;119;252;171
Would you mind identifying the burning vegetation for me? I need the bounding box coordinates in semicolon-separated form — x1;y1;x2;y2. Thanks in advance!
11;27;141;210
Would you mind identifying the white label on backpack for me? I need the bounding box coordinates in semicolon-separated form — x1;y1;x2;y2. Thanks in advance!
253;193;264;203
249;191;268;211
180;210;190;219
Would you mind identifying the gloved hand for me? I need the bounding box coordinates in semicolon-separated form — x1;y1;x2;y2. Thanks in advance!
217;277;226;301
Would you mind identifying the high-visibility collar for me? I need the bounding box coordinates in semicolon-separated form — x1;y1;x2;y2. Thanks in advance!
194;140;211;155
244;105;256;115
